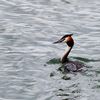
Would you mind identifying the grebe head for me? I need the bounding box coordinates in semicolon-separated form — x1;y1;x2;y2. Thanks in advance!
53;34;74;47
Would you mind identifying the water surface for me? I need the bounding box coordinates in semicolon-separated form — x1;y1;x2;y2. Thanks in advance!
0;0;100;100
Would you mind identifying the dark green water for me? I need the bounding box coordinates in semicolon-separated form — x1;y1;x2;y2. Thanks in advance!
0;0;100;100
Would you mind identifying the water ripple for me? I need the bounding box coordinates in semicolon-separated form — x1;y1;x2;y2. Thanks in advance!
0;0;100;100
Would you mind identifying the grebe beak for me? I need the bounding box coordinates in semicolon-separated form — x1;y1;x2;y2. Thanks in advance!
53;38;64;44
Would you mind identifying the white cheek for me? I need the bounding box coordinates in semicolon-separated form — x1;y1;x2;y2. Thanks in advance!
64;37;68;42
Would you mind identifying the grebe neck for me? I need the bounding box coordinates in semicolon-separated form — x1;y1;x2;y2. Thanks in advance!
61;46;72;63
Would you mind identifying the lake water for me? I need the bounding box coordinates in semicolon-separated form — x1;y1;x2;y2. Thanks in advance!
0;0;100;100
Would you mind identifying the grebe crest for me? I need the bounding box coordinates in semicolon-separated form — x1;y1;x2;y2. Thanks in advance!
54;34;84;72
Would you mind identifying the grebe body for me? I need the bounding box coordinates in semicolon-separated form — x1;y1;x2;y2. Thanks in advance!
54;34;84;72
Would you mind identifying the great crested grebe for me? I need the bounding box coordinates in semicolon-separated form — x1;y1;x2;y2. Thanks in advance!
54;34;84;72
